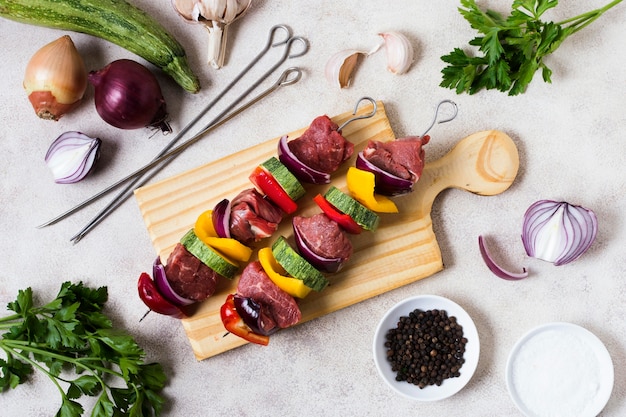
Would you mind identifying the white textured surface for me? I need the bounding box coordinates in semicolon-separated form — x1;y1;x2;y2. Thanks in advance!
1;1;625;416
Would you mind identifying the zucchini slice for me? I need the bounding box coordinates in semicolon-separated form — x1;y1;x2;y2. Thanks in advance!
324;186;380;231
180;229;239;279
260;157;306;201
272;236;329;292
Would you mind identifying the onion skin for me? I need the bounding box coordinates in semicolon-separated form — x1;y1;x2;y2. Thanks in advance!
23;35;88;121
89;59;171;132
522;200;598;266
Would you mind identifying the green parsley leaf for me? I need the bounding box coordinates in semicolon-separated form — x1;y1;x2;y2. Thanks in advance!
0;282;167;416
441;0;623;95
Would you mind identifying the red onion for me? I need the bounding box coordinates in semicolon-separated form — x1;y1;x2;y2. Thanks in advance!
152;257;195;306
478;235;528;280
88;59;171;133
44;131;101;184
233;295;278;336
522;200;598;266
212;199;232;238
277;135;331;184
292;219;345;273
355;151;414;195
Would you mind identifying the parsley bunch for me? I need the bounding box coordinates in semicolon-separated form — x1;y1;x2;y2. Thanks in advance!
0;282;166;417
440;0;623;95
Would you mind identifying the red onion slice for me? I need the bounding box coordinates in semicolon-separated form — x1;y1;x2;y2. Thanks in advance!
233;294;278;336
212;199;231;238
292;220;345;273
355;151;414;196
277;135;331;184
152;257;195;306
522;200;598;266
478;235;528;280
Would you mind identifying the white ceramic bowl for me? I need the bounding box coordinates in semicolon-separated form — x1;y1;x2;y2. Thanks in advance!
372;294;480;401
506;322;614;417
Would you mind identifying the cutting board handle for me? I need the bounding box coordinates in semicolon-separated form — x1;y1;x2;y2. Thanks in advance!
413;130;520;216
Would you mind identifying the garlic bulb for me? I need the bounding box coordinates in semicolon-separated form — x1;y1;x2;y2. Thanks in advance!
171;0;252;69
379;31;414;75
23;35;88;121
45;131;101;184
325;49;369;89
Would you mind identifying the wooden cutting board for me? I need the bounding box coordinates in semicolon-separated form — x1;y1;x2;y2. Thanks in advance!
134;101;519;360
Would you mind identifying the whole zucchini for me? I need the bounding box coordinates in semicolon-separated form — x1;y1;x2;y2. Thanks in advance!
0;0;201;93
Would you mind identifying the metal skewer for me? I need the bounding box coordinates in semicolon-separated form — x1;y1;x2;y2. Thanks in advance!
37;25;308;233
67;67;303;243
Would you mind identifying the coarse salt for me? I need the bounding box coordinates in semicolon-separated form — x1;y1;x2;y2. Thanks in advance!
510;328;601;417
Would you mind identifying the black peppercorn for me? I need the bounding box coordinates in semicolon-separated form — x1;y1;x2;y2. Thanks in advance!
384;308;467;389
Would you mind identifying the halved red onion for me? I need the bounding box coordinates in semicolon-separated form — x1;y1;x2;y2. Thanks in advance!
355;151;414;196
212;199;231;238
522;200;598;266
277;135;331;184
292;220;345;273
152;257;195;306
478;235;528;280
45;131;101;184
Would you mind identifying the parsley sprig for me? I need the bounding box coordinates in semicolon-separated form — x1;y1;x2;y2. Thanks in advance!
440;0;623;95
0;282;166;417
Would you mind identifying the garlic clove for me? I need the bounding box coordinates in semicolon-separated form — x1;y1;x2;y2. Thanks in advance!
45;131;101;184
171;0;252;69
379;31;414;75
325;49;369;89
23;35;88;121
171;0;200;20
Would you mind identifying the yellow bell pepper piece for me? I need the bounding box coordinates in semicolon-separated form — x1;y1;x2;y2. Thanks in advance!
194;209;252;263
346;167;399;213
194;210;218;241
203;236;253;263
258;247;312;299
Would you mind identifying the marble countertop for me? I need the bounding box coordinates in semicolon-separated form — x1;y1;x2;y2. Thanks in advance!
1;1;625;416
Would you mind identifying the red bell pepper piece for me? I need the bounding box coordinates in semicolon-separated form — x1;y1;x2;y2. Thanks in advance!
137;272;186;319
313;193;362;234
220;294;270;346
249;166;298;214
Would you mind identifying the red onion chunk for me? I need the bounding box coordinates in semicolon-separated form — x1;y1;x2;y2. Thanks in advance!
355;151;413;196
292;217;346;273
153;257;195;306
478;235;528;280
212;199;231;238
521;200;598;266
233;295;278;336
278;135;330;184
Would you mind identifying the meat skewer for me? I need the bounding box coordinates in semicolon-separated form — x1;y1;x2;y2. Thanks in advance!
137;99;458;347
137;98;378;319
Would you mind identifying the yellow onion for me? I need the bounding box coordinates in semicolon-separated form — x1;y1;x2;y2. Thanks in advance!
23;35;88;121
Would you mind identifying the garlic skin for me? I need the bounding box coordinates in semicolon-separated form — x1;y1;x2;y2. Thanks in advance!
23;35;88;121
379;31;414;75
45;131;101;184
171;0;252;69
325;49;369;89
